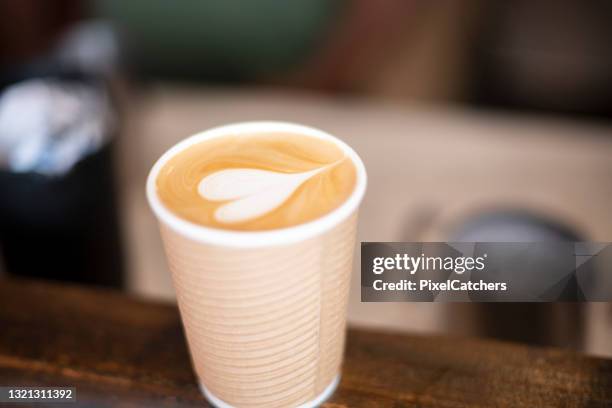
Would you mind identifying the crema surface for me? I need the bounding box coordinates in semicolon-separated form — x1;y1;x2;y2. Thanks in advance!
156;132;357;231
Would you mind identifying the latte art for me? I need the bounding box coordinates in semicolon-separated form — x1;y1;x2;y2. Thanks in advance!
198;163;340;223
156;132;357;231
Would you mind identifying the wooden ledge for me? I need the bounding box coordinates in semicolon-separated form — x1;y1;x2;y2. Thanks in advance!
0;278;611;407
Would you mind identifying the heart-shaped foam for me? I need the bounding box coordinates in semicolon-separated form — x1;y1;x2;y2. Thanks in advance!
198;166;332;223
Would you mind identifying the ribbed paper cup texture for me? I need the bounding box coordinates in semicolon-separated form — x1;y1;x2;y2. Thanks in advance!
159;213;357;407
147;122;366;408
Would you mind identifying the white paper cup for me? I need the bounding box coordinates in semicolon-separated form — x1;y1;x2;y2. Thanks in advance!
147;122;366;408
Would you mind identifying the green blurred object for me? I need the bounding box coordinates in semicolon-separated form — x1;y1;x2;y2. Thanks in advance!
95;0;342;81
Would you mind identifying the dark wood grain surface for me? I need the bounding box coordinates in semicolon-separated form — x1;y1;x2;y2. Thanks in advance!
0;278;611;407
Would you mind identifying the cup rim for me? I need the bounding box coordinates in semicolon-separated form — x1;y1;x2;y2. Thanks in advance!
146;121;367;248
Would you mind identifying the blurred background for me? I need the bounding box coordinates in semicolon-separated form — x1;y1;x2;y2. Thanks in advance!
1;1;611;356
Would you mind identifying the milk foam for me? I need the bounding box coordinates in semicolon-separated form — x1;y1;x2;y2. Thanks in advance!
198;165;334;223
155;132;357;231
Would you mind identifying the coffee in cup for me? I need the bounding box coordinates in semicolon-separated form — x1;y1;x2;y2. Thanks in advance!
147;122;366;407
